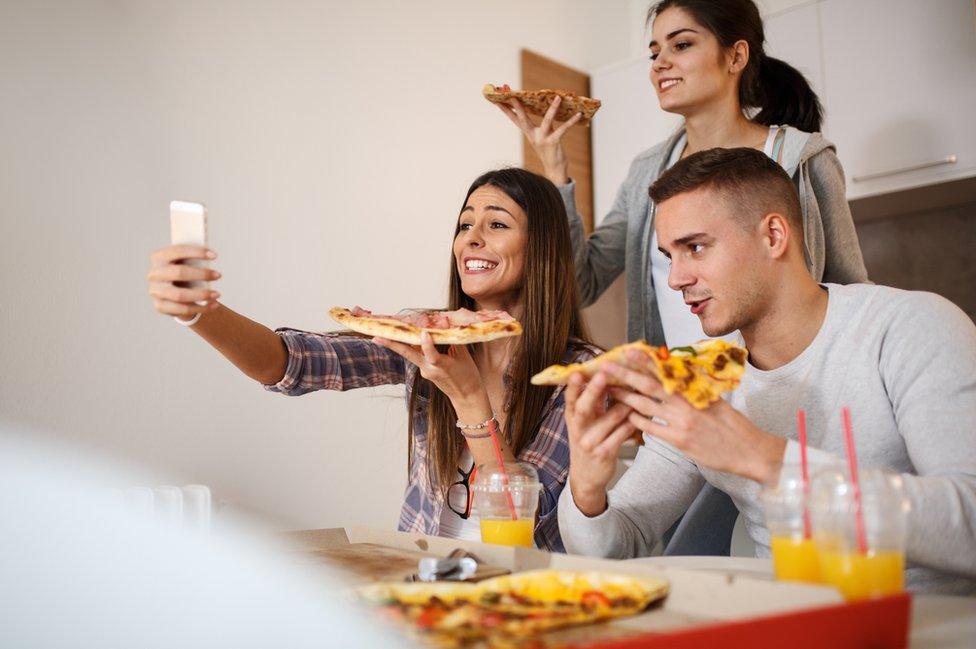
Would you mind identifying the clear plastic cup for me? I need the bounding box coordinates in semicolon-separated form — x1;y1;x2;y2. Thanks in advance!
810;468;910;601
761;463;822;583
471;462;541;548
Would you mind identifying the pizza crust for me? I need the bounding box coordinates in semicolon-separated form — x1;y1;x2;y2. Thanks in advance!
329;306;523;345
483;84;602;125
531;341;656;386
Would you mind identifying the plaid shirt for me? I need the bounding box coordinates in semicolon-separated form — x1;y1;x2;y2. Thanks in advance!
265;329;598;552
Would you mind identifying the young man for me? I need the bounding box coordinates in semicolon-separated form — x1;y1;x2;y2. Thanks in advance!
558;147;976;594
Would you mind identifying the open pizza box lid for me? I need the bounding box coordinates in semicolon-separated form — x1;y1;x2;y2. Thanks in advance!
285;526;912;647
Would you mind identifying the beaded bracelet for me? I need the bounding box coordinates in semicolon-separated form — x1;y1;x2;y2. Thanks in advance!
456;414;498;439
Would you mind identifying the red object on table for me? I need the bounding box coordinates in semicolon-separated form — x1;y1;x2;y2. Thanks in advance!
574;592;912;649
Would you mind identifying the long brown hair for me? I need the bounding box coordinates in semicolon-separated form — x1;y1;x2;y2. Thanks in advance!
408;168;590;494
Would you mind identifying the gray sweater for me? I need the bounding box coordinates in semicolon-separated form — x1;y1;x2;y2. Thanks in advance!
559;128;869;345
558;283;976;595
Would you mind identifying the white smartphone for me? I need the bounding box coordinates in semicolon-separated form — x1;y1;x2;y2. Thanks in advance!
169;200;209;300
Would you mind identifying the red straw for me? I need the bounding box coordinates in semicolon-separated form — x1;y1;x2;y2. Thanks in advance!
841;407;869;554
797;409;812;539
486;417;518;520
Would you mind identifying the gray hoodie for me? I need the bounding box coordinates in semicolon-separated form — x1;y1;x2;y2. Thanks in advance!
558;127;869;344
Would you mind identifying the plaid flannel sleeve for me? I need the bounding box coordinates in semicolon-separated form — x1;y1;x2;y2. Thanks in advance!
520;388;572;553
264;329;407;396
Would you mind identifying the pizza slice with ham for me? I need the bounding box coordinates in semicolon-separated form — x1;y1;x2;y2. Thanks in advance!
329;306;522;345
483;83;602;125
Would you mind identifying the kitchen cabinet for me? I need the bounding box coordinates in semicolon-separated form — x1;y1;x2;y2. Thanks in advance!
815;0;976;199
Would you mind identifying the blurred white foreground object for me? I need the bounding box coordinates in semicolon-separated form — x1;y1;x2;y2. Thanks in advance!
182;484;212;531
0;429;404;649
123;486;155;520
152;485;184;524
121;484;213;531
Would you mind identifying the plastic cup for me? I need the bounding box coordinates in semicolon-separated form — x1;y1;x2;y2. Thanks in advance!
810;468;910;601
471;462;541;548
761;463;821;583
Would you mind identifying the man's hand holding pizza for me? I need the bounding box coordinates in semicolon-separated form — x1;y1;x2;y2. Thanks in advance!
603;350;787;485
564;371;639;517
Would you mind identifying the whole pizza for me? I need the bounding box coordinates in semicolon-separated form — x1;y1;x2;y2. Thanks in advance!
329;306;523;345
483;83;602;125
358;569;668;646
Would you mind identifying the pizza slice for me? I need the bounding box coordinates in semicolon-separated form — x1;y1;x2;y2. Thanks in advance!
483;83;602;125
531;339;748;409
329;306;522;345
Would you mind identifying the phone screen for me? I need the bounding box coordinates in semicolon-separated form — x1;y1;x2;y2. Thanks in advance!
169;200;208;296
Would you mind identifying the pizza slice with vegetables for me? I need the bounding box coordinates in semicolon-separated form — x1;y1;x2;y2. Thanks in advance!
531;339;747;409
650;339;748;409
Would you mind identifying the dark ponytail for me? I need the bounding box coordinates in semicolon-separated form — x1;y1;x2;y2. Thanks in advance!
648;0;823;132
753;55;822;133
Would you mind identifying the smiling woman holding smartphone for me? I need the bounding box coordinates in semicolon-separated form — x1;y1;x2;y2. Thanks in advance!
147;168;602;551
494;0;869;555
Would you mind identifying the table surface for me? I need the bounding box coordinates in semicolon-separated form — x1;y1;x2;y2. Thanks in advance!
629;556;976;648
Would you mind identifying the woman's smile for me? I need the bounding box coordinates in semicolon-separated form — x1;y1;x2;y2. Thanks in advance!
462;256;500;274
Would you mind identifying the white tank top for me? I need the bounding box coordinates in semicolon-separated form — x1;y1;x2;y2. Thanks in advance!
649;127;782;347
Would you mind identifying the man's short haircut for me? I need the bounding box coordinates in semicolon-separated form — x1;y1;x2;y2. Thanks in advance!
650;147;803;239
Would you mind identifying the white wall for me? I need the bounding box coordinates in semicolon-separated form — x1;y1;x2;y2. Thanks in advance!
0;0;633;529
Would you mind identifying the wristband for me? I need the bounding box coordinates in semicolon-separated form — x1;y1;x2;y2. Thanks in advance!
173;313;202;326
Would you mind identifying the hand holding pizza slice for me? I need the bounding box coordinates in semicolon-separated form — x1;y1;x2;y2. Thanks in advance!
482;84;602;125
329;306;523;410
604;346;787;485
486;82;601;187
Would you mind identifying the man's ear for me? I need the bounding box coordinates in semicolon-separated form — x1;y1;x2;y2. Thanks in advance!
761;212;791;260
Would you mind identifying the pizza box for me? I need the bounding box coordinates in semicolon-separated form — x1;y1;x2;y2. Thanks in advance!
285;526;912;648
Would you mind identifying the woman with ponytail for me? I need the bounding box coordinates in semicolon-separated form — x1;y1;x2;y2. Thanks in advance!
496;0;868;555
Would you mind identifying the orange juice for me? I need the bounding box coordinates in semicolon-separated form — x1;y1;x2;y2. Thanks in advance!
818;550;905;601
770;536;822;583
480;518;534;547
